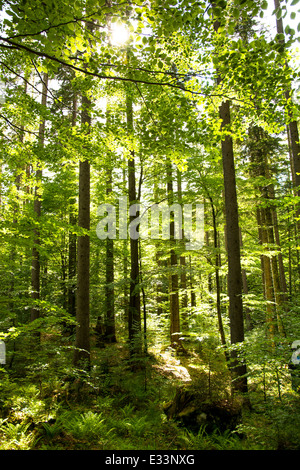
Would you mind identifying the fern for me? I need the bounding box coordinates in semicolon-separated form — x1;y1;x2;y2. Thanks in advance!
0;421;35;450
63;411;111;440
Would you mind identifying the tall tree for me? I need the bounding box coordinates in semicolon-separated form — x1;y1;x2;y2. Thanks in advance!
31;72;48;339
126;81;142;359
73;90;92;368
167;159;180;346
213;16;248;395
104;157;116;343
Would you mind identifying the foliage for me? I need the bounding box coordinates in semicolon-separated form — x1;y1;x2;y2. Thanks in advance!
0;0;300;453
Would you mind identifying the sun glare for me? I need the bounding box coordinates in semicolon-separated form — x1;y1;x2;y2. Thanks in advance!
110;23;130;46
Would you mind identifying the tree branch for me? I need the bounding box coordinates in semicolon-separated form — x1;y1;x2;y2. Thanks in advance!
0;36;207;96
0;113;39;136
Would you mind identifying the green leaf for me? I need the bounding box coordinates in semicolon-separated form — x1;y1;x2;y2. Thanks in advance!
232;7;240;18
291;0;299;5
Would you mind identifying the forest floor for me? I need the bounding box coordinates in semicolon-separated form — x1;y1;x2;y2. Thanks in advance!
1;340;300;451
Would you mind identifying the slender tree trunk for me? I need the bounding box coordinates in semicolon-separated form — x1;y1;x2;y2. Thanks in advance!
249;125;286;337
239;228;252;331
215;58;247;393
205;207;213;307
73;93;91;368
220;99;247;393
122;159;129;323
126;83;142;358
177;169;188;330
258;207;276;342
67;94;78;329
68;210;77;321
209;196;229;362
31;73;48;337
167;160;181;346
211;14;247;393
104;165;116;343
189;255;196;308
268;184;288;300
263;202;286;336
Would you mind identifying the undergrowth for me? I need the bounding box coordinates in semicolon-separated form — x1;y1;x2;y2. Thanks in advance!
0;342;300;450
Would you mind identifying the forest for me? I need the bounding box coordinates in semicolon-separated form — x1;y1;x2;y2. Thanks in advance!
0;0;300;454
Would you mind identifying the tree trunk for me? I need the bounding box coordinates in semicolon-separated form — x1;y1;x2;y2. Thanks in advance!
209;195;229;363
104;165;116;343
248;125;286;337
67;94;78;329
167;160;181;346
218;96;247;393
239;228;252;331
73;93;91;368
177;168;188;330
31;73;48;338
258;207;276;342
126;83;142;358
189;256;196;308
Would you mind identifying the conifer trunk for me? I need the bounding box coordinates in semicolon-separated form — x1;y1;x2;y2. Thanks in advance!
73;93;91;368
167;160;180;346
177;169;188;330
208;195;228;362
212;14;248;394
218;93;247;393
104;165;116;343
31;73;48;334
126;84;142;358
67;94;78;326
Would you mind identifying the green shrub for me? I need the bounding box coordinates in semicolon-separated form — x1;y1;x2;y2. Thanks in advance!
0;421;36;450
61;411;113;441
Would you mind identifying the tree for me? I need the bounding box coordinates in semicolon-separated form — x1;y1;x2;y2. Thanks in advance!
167;159;181;347
31;72;48;340
126;80;142;359
213;15;248;395
73;91;92;368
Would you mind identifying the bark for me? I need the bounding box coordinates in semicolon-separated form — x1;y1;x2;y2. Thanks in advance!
167;160;181;346
210;197;229;362
263;203;286;336
239;228;252;331
248;125;286;337
104;165;116;343
73;93;91;368
257;208;276;341
212;13;247;393
67;94;78;325
31;73;48;335
177;169;188;329
67;210;77;321
218;97;247;393
268;184;288;300
126;83;142;358
123;159;129;323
